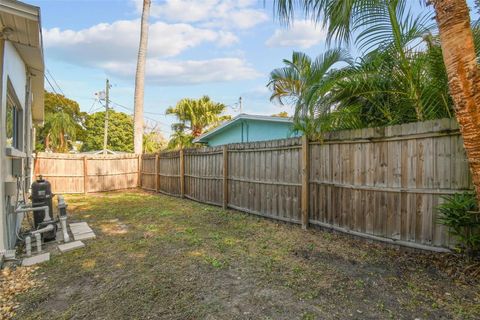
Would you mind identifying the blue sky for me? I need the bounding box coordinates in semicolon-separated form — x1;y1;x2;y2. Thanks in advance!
29;0;477;137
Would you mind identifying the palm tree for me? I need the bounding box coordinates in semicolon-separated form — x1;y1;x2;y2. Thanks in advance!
166;96;229;138
324;40;452;127
273;0;480;199
133;0;151;154
167;128;194;150
268;49;352;137
431;0;480;200
44;112;77;153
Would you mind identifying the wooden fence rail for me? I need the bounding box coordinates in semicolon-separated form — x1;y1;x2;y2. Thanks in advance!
142;118;473;251
34;153;139;194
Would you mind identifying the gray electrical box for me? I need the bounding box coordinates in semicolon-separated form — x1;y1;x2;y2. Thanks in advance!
11;158;23;177
4;181;16;196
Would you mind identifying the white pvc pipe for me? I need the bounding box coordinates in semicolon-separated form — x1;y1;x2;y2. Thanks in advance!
59;216;70;243
35;233;41;253
14;205;51;222
25;236;32;256
31;224;54;236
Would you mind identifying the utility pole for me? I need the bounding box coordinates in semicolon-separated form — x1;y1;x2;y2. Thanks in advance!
103;78;110;155
239;96;242;113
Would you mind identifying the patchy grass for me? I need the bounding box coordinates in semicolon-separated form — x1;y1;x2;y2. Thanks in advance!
13;190;480;319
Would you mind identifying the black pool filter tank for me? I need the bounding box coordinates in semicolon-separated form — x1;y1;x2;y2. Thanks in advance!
31;175;54;228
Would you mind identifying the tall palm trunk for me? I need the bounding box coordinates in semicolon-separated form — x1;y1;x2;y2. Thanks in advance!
45;133;51;151
133;0;151;154
192;126;203;137
59;129;66;152
433;0;480;200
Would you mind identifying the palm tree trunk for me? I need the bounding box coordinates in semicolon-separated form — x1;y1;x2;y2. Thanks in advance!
192;126;202;137
433;0;480;200
45;133;51;151
59;129;66;152
133;0;151;154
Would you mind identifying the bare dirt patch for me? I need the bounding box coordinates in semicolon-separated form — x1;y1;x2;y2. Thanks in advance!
12;190;480;319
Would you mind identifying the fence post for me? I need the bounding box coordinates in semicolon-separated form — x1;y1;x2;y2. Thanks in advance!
223;145;228;210
138;154;142;188
180;149;185;197
33;154;39;177
155;153;160;193
83;156;88;195
301;135;309;229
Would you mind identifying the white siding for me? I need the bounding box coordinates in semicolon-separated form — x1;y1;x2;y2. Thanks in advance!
0;40;32;250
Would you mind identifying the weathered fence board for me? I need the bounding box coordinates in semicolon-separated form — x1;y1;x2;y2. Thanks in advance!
158;150;181;197
227;138;303;224
184;147;224;206
34;153;139;194
141;118;472;250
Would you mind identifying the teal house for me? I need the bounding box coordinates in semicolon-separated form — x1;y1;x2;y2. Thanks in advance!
193;114;299;146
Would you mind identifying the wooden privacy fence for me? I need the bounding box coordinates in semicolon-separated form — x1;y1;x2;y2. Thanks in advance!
141;119;473;251
34;153;140;194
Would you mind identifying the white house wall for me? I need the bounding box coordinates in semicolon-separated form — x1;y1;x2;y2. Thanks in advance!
0;40;31;250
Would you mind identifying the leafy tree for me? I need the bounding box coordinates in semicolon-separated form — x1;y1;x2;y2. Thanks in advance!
143;132;166;153
438;192;480;256
321;41;453;129
270;1;454;135
167;127;194;150
143;124;166;153
36;91;86;152
43;112;77;153
82;110;134;152
166;96;230;149
272;0;480;205
268;49;352;137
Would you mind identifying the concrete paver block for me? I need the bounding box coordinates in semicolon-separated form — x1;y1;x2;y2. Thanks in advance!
70;225;91;230
70;225;91;231
58;241;85;253
70;222;94;238
70;227;92;235
69;222;89;227
73;232;96;241
22;253;50;266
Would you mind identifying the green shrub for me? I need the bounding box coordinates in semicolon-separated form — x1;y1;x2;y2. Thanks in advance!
438;192;480;256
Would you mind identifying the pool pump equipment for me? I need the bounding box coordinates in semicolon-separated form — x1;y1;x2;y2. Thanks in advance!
13;176;71;257
31;176;56;240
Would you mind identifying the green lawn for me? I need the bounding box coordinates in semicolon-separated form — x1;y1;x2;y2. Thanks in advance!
14;190;480;319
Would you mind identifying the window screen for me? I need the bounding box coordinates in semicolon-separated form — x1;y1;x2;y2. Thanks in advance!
6;82;21;149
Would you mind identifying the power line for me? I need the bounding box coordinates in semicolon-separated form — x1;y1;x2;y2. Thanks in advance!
44;74;59;95
99;99;169;133
90;106;105;113
108;100;170;127
110;99;168;116
44;74;171;134
46;69;65;96
88;99;98;114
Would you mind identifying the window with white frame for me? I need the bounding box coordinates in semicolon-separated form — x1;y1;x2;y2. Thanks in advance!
6;80;22;150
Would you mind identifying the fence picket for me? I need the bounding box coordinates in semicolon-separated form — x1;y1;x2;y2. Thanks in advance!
35;119;471;251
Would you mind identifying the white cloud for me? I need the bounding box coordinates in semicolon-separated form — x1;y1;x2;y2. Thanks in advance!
43;2;266;86
102;58;261;85
228;9;269;29
133;0;268;30
44;20;238;65
265;20;327;48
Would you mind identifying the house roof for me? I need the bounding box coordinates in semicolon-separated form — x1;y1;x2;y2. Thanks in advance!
0;0;44;123
193;113;293;143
